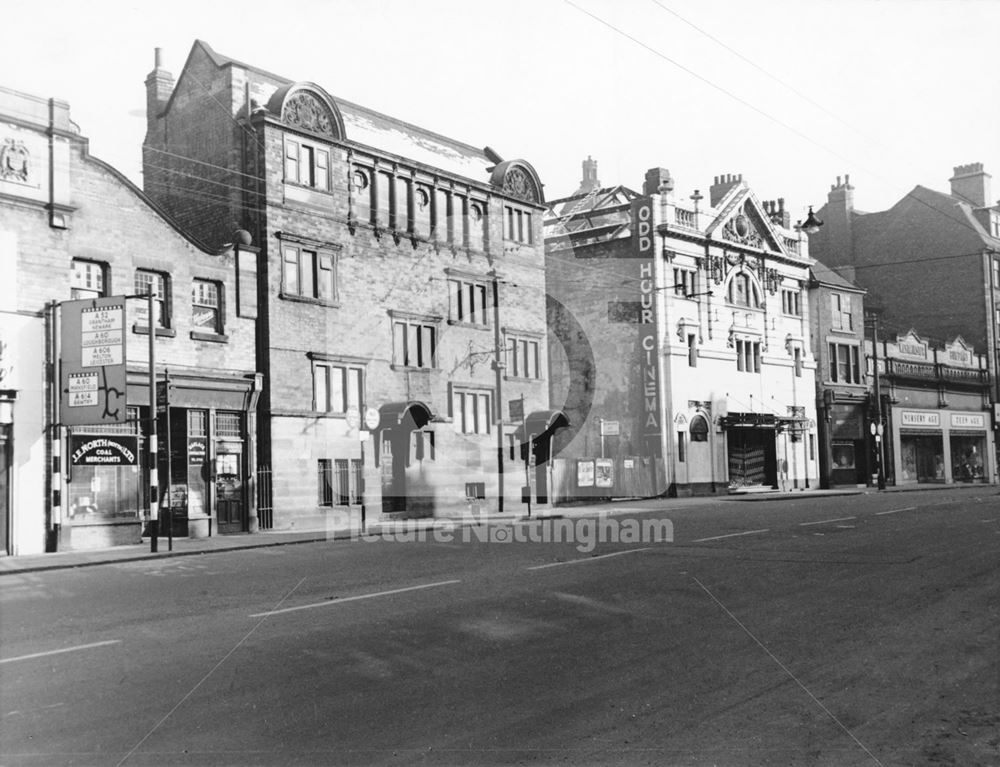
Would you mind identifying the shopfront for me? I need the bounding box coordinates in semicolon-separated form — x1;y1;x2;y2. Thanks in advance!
893;409;991;485
66;414;144;549
827;402;869;487
948;413;988;483
60;372;259;549
147;372;259;537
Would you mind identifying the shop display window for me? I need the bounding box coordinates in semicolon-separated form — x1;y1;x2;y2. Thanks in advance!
950;436;986;482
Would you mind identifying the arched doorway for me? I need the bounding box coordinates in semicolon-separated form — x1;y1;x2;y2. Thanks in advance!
515;409;570;505
377;401;434;515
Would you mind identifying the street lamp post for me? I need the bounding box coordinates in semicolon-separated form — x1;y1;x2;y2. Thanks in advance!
146;287;159;551
866;310;887;490
121;288;161;552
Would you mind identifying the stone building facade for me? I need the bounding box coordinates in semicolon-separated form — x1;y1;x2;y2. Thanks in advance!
142;42;557;527
0;84;259;555
545;160;819;499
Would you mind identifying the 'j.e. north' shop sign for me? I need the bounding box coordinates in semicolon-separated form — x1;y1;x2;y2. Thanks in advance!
70;435;139;466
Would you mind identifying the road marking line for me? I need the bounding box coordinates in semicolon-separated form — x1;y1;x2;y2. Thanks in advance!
692;576;885;767
876;506;916;516
527;547;655;570
692;529;769;543
249;579;461;617
0;640;121;665
799;516;856;527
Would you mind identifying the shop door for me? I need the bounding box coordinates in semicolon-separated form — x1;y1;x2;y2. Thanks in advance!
215;452;245;533
915;436;944;483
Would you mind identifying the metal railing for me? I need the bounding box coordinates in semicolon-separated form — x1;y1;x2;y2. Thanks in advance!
257;465;273;530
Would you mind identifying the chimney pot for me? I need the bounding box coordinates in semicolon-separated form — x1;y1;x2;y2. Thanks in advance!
154;47;163;68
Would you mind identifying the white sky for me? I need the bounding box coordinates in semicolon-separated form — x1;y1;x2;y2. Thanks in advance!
3;0;998;220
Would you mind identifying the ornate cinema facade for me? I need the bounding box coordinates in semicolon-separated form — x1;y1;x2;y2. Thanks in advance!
545;162;820;498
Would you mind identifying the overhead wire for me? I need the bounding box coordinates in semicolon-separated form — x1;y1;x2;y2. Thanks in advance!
562;0;994;242
647;0;897;155
37;15;993;296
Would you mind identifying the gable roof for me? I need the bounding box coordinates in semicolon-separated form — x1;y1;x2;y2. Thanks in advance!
810;259;864;292
704;182;788;255
193;40;503;187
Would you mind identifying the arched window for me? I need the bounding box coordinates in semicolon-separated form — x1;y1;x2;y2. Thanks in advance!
690;415;709;442
727;272;761;308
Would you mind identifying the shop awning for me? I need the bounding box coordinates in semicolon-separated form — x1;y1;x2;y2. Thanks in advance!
378;400;434;429
513;409;571;440
720;412;777;429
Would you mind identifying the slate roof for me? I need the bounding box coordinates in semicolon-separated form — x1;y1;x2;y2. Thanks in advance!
198;40;495;183
810;259;864;292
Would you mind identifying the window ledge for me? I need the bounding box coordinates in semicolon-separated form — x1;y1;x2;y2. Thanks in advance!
132;325;176;338
190;331;229;344
504;375;543;383
279;293;341;308
447;320;491;330
390;364;437;373
283;182;333;195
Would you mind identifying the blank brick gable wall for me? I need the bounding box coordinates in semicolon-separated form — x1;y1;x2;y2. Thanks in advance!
146;45;245;248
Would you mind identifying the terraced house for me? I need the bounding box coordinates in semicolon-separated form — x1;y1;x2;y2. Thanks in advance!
142;42;560;528
0;84;260;555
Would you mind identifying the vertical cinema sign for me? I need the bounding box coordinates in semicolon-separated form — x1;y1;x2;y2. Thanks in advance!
631;196;661;450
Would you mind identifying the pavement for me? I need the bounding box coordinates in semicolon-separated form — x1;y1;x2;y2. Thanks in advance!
0;482;986;575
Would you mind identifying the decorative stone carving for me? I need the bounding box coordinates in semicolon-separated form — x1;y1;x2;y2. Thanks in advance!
502;166;539;203
1;139;29;183
283;92;334;137
722;213;763;248
706;254;726;284
758;264;781;294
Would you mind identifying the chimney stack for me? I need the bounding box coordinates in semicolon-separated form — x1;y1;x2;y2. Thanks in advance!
643;167;673;197
949;163;992;208
709;173;743;206
580;155;600;193
145;47;174;126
